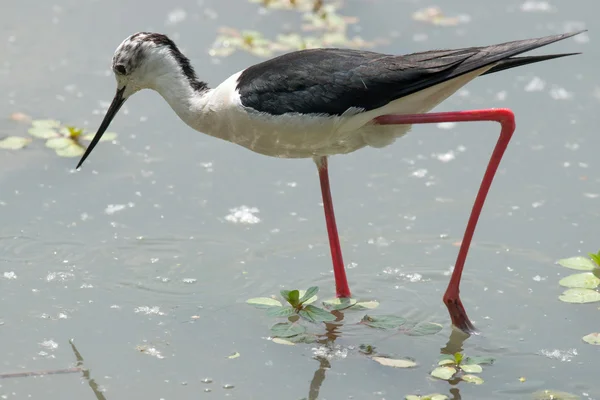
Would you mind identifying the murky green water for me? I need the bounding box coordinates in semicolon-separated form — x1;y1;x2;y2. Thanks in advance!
1;0;598;399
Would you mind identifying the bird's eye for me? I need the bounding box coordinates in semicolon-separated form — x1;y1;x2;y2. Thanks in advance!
114;64;127;75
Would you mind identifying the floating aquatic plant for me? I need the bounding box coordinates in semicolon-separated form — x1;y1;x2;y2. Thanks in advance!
411;6;470;27
249;0;326;12
28;119;117;158
210;0;382;58
371;356;417;368
0;136;32;150
1;115;118;158
556;251;600;303
248;286;443;347
555;253;600;347
582;332;600;345
247;286;335;321
247;287;334;344
405;394;449;400
360;314;443;336
532;389;580;400
429;352;494;385
355;343;418;369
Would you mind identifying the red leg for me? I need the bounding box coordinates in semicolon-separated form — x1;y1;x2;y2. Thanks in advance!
315;156;351;298
375;109;516;334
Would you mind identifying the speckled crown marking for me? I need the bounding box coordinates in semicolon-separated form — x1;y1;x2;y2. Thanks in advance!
112;32;208;92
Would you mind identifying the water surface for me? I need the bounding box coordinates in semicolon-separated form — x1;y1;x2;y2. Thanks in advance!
1;0;598;398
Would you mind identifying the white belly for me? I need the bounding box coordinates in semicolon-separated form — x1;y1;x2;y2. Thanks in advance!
196;66;493;159
214;108;407;158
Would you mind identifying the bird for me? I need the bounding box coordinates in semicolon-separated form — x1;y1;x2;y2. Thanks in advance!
76;30;584;334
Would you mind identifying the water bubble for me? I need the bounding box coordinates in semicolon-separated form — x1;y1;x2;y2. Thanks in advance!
225;205;261;224
134;306;165;316
3;271;17;280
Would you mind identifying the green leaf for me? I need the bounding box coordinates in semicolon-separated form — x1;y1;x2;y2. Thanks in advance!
246;297;283;309
453;352;463;365
532;390;580;400
438;359;455;366
438;354;456;363
287;290;300;306
371;356;417;368
55;144;85;157
281;289;300;306
359;344;375;355
461;374;484;385
82;132;117;142
361;315;407;329
65;126;83;138
298;287;318;305
270;322;306;338
402;321;443;336
430;366;456;380
271;337;295;346
405;395;448;400
28;127;58;139
351;300;379;310
557;256;597;271
459;364;482;373
227;352;240;359
462;356;495;365
298;305;336;322
589;253;600;267
45;137;72;149
322;297;357;310
559;272;600;289
280;290;292;301
0;136;31;149
582;332;600;345
287;333;317;344
558;288;600;303
32;119;61;129
266;306;296;317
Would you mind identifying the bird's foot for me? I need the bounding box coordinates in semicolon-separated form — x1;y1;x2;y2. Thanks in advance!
444;296;479;336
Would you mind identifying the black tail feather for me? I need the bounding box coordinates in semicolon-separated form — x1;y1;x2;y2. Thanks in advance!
482;52;582;75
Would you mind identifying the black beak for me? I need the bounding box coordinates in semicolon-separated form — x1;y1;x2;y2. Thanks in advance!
76;86;126;169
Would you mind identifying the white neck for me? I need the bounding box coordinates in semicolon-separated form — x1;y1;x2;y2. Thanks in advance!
151;70;212;132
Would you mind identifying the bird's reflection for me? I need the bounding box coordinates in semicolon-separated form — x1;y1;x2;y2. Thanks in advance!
440;328;473;400
441;327;471;355
308;356;331;400
304;321;473;399
303;315;344;400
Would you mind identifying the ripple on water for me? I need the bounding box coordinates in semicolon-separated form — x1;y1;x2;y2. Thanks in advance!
98;235;218;304
0;235;86;264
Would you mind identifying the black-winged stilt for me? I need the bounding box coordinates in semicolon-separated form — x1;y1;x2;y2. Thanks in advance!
76;30;584;333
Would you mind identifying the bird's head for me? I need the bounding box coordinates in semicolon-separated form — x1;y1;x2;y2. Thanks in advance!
76;32;201;169
111;32;186;97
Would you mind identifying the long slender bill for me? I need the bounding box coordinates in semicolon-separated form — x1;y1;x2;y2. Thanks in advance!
76;86;126;169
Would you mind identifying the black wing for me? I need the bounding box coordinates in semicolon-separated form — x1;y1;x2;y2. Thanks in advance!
236;31;583;116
